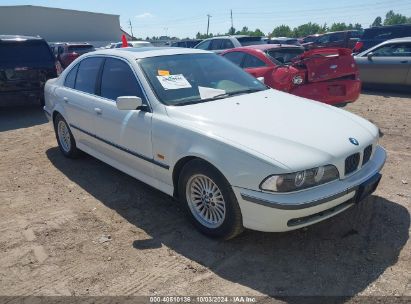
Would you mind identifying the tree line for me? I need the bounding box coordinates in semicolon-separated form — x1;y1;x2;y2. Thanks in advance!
194;10;411;39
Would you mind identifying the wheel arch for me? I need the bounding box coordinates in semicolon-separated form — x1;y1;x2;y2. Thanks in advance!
172;155;227;198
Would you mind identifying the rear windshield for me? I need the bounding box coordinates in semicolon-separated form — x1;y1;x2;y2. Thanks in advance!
266;48;304;64
0;40;54;64
67;45;95;53
238;37;267;46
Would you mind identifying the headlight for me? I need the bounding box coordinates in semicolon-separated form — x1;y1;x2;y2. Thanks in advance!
260;165;339;192
292;75;304;85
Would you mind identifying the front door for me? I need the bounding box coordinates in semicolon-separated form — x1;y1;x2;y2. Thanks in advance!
358;42;411;85
92;57;154;178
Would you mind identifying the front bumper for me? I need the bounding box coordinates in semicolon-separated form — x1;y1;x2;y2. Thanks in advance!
233;145;386;232
291;79;361;106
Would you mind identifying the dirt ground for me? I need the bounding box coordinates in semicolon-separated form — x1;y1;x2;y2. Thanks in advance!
0;90;410;300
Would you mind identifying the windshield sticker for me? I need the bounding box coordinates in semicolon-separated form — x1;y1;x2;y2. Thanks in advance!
158;70;170;76
156;74;192;90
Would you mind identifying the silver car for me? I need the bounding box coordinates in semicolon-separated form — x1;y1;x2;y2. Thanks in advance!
354;37;411;87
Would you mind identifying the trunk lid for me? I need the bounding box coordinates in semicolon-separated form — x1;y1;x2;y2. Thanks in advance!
292;48;357;83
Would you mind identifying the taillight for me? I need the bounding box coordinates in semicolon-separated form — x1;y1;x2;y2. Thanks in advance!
353;41;363;52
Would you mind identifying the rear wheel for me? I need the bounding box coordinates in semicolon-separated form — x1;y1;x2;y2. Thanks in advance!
178;159;244;239
54;114;80;158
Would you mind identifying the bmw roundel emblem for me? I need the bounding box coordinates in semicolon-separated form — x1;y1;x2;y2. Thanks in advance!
349;138;359;146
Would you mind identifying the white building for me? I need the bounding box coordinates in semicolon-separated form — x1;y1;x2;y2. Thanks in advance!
0;5;122;47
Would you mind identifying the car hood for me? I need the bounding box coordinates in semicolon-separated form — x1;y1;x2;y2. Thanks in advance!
166;89;378;171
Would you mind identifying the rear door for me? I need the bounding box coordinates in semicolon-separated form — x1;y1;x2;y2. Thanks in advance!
357;42;411;85
59;57;104;148
93;57;154;177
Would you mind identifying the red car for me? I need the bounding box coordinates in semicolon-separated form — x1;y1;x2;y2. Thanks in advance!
221;44;361;106
53;43;95;68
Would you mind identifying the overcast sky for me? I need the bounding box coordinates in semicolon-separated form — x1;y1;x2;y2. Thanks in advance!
2;0;411;38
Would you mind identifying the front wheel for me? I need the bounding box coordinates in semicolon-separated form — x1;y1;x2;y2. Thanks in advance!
178;159;244;239
53;114;80;158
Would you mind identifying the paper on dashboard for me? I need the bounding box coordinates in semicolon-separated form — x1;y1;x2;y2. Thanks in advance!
198;86;226;100
156;74;192;90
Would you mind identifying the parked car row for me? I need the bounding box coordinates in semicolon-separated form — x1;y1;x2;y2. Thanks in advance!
43;47;386;239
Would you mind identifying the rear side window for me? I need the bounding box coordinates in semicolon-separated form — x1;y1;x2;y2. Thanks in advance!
74;57;103;94
100;58;145;101
0;40;54;64
64;64;79;88
223;52;245;66
221;39;234;49
243;54;266;68
210;39;223;50
238;37;266;46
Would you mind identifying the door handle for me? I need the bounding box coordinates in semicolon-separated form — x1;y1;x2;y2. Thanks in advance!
94;107;102;115
400;60;408;64
63;97;69;103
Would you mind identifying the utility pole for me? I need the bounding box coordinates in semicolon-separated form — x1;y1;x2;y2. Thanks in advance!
230;9;233;30
207;14;212;36
128;19;134;39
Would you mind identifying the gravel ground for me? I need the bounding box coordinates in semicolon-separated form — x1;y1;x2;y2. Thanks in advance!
0;90;410;300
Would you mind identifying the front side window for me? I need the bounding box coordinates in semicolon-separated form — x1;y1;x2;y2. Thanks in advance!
64;63;79;88
100;58;145;101
195;40;211;50
139;53;267;106
243;54;267;68
74;57;104;94
223;51;245;66
371;43;411;57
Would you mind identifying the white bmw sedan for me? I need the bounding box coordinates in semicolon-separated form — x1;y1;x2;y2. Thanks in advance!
44;47;386;239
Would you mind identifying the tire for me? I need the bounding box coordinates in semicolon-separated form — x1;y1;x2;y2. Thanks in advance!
178;159;244;239
53;113;80;158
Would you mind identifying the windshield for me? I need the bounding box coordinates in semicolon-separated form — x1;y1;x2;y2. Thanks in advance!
266;48;304;64
0;40;54;64
67;45;95;53
139;53;267;106
238;37;267;46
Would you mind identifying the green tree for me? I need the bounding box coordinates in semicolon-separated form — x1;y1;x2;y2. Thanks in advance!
252;28;265;37
383;10;410;25
228;26;236;35
371;16;382;27
293;22;325;37
271;25;293;37
329;22;350;31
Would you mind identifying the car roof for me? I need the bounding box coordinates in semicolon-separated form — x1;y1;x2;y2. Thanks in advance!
91;47;211;59
0;35;44;41
243;44;303;51
380;36;411;43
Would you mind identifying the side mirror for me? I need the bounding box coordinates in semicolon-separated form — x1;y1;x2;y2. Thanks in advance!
116;96;143;110
257;77;265;83
367;52;374;61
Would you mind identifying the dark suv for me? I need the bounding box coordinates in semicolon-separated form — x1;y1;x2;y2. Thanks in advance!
353;24;411;53
0;35;57;106
302;30;362;50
